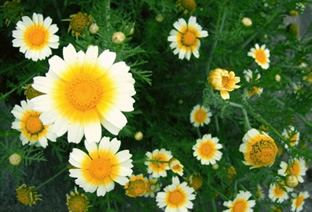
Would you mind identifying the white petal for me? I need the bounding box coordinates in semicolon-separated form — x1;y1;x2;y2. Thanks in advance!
39;110;57;124
174;18;187;31
104;181;115;192
115;150;132;163
32;76;53;93
114;176;128;185
43;17;52;28
63;44;77;64
84;121;101;143
68;124;84;144
85;45;98;63
48;56;67;78
99;137;111;150
84;139;98;153
96;186;106;196
98;50;116;70
22;16;33;27
52;117;69;137
109;138;121;154
101;109;127;135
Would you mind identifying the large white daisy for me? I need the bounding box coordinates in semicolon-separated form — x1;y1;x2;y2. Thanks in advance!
11;100;56;148
145;149;173;178
223;190;256;212
193;134;222;165
291;191;309;212
12;13;59;61
31;44;136;143
168;16;208;60
277;158;307;183
68;137;133;196
156;176;195;212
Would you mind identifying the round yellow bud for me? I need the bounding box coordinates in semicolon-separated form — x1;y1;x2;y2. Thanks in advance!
134;131;143;141
9;153;22;166
89;23;99;34
112;32;126;44
242;17;252;27
155;14;164;23
275;74;281;82
285;174;299;188
212;163;219;170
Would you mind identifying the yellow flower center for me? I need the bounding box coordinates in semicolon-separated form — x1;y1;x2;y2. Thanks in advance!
150;154;168;172
25;114;43;134
181;30;197;46
67;194;89;212
168;189;186;206
287;161;300;177
232;199;248;212
16;184;39;206
222;76;229;87
88;158;112;180
295;196;304;207
126;179;147;197
255;49;267;64
273;183;286;197
24;25;49;49
194;109;207;123
66;75;103;111
199;141;216;159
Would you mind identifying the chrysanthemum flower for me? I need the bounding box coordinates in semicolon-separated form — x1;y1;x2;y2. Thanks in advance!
66;187;89;212
169;158;184;176
291;191;309;212
248;44;270;69
256;185;265;200
145;149;173;178
277;158;307;183
67;12;92;37
68;137;133;196
239;128;278;168
223;190;256;212
168;16;208;60
144;177;160;198
11;100;57;148
193;134;223;165
124;174;147;197
268;181;293;203
12;13;59;61
243;69;263;98
156;176;195;212
186;172;203;191
31;44;136;143
190;104;212;127
208;68;240;100
282;126;300;149
16;184;41;206
177;0;197;14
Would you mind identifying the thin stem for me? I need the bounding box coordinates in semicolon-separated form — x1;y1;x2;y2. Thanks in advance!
36;166;68;190
196;128;202;138
107;192;111;210
206;183;229;201
229;102;251;130
215;116;220;132
211;197;217;212
105;0;110;28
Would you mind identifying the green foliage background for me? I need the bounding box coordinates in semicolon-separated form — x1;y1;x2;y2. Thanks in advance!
0;0;312;211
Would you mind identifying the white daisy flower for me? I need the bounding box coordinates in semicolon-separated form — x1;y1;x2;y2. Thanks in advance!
12;13;59;61
144;176;161;198
248;44;270;69
11;100;56;148
168;16;208;60
68;137;133;196
223;190;256;212
156;176;195;212
291;191;309;212
190;104;212;127
145;149;173;178
268;182;293;203
282;126;300;149
193;134;222;165
31;44;136;144
277;158;307;183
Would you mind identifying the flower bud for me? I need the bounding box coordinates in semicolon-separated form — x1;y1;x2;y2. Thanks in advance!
285;174;298;188
155;14;164;23
9;153;22;166
275;74;281;82
89;23;99;34
134;131;143;141
112;32;125;44
242;17;252;27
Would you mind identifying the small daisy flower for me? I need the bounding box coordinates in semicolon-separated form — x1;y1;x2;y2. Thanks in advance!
256;185;265;200
177;0;197;14
193;134;223;165
11;100;57;148
169;158;184;176
291;191;309;212
145;149;173;178
68;137;133;197
31;44;136;144
282;126;300;149
277;158;307;183
243;69;263;98
124;174;148;198
223;190;256;212
186;172;203;191
144;177;161;198
248;44;270;69
12;13;59;61
239;128;278;168
208;68;241;100
156;176;195;212
268;181;293;203
16;184;41;206
190;104;212;127
66;187;89;212
168;16;208;60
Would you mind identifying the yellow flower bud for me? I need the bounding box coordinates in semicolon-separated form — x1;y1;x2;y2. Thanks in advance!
242;17;252;27
89;23;99;34
134;131;143;141
285;174;298;188
9;153;22;166
112;32;125;44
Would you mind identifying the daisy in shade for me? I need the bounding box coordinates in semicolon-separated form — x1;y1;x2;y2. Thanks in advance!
248;44;270;69
223;190;256;212
291;191;309;212
277;158;307;183
145;149;173;178
144;176;161;198
193;134;222;165
31;44;136;144
208;68;240;100
239;128;278;169
156;176;195;212
243;69;263;98
124;174;148;198
11;100;56;148
268;181;293;203
68;137;133;196
190;104;212;127
12;13;59;61
256;185;265;200
168;16;208;60
282;126;300;149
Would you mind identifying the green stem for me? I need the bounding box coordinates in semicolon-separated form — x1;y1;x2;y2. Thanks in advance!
211;198;217;212
215;116;220;132
206;183;229;201
196;127;202;138
229;102;251;130
105;0;110;28
107;192;111;210
36;166;68;190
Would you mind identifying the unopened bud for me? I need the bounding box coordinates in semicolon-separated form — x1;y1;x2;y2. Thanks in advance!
285;174;298;188
112;32;125;44
9;153;22;166
155;14;164;23
89;23;99;34
134;131;143;141
242;17;252;27
275;74;281;82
